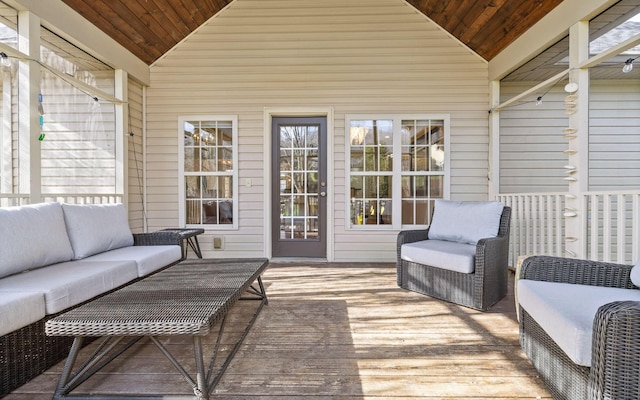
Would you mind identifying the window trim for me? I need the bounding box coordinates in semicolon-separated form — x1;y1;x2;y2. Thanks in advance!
344;114;450;230
178;115;239;230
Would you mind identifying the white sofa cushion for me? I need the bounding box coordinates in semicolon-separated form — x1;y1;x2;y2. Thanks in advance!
62;203;134;259
84;245;182;277
0;202;74;278
517;279;640;367
0;291;46;336
428;200;504;245
401;239;476;274
0;260;138;314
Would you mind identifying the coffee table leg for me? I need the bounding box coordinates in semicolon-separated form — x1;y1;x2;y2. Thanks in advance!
192;336;208;400
53;337;84;399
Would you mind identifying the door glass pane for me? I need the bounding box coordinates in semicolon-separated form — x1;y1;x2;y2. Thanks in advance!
279;125;320;240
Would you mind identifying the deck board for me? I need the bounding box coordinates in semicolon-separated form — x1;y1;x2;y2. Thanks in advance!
5;262;551;399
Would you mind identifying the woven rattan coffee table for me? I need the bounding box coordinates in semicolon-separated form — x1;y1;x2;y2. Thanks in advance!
45;258;269;400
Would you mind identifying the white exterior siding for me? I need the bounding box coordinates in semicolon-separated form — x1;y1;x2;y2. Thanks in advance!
589;80;640;191
499;80;640;194
145;0;490;261
499;83;569;194
40;72;117;195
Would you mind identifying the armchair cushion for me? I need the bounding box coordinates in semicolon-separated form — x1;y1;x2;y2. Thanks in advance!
401;239;476;274
62;203;134;259
518;279;640;367
427;200;504;245
630;259;640;287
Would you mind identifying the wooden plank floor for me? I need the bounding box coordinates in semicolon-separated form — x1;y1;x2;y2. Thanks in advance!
5;263;551;399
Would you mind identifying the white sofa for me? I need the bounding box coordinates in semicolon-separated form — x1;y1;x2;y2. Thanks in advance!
0;202;183;396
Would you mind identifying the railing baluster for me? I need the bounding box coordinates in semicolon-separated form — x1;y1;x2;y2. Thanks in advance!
617;194;625;264
634;194;639;263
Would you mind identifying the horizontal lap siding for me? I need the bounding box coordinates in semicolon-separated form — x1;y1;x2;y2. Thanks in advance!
589;80;640;191
40;73;117;195
500;80;640;194
499;83;569;194
146;0;489;261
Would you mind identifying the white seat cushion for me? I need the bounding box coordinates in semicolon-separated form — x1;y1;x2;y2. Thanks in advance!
84;245;182;277
517;279;640;367
62;203;134;259
401;239;476;274
0;202;74;278
0;291;46;336
0;260;138;314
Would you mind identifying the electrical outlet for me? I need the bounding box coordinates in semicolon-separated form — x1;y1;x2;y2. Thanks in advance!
213;236;224;250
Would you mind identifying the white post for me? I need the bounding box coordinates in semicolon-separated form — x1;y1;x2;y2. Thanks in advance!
565;21;590;259
17;11;41;204
115;70;128;206
1;69;12;193
488;80;500;200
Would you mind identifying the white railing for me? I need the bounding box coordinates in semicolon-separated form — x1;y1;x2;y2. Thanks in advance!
0;193;124;207
497;191;640;267
42;194;124;204
497;193;566;268
0;194;30;207
583;191;640;265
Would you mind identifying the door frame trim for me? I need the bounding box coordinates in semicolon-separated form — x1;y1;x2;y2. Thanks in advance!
263;107;334;261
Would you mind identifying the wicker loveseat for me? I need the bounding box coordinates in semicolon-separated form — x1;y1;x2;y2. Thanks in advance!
0;202;183;397
397;200;511;311
518;255;640;400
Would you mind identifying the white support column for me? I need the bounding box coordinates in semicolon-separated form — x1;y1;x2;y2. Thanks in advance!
115;69;128;206
1;69;12;193
565;21;590;259
17;11;40;203
488;80;500;199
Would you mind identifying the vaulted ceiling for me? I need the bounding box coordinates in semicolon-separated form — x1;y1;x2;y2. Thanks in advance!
61;0;563;65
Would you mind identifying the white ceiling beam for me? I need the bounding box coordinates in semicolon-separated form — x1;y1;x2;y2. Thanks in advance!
489;0;617;81
579;32;640;69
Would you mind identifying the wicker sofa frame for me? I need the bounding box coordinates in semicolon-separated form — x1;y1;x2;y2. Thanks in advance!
518;255;640;400
0;231;183;398
396;206;511;311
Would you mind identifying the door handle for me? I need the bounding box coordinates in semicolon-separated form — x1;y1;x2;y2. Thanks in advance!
320;191;327;197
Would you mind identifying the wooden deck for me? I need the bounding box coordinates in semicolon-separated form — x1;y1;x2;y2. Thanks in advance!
5;263;551;399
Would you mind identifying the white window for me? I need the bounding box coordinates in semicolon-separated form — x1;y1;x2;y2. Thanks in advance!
346;115;450;229
179;116;238;229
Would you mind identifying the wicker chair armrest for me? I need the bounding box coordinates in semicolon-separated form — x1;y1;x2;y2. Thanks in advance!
519;255;634;289
590;300;640;398
397;229;430;246
475;234;509;277
396;229;430;286
133;231;183;247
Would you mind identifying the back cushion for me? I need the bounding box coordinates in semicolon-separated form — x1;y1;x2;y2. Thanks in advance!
0;202;74;278
428;200;504;245
62;203;134;259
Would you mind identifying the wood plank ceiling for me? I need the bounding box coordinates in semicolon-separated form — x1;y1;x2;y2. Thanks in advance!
61;0;563;65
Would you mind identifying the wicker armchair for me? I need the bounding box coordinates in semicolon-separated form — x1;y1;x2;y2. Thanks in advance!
396;205;511;311
518;256;640;400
